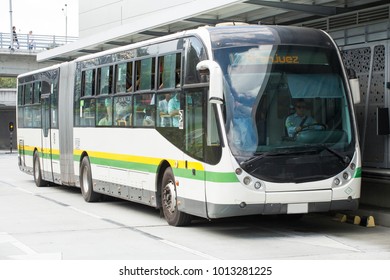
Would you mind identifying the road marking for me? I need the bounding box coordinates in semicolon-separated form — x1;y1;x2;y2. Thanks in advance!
160;239;220;260
0;232;37;255
2;181;219;260
289;235;361;252
68;206;103;219
15;187;34;194
0;232;62;259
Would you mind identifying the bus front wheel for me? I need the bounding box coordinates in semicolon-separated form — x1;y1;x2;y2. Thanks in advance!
33;151;47;187
161;167;192;226
80;156;101;202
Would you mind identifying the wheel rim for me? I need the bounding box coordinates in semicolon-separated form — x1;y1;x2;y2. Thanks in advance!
82;165;90;193
163;180;176;214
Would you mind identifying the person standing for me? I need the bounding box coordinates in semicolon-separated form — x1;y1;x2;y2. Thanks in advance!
10;26;20;49
168;93;181;127
28;31;36;50
158;93;172;127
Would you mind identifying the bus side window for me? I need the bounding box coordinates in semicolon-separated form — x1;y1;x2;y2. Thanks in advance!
96;97;113;126
158;53;181;89
184;37;207;84
134;94;155;127
33;82;41;104
156;93;173;127
42;80;50;94
114;95;132;126
115;62;132;93
136;58;156;91
23;84;33;128
80;98;96;127
51;74;59;129
25;83;33;104
82;69;96;97
98;65;113;95
17;84;24;128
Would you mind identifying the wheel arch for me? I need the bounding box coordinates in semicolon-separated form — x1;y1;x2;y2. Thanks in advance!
77;151;90;182
79;151;89;166
155;160;171;209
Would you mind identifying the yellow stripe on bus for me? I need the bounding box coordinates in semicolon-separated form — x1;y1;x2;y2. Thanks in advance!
73;149;205;171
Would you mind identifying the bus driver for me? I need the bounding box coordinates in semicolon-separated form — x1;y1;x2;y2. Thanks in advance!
285;99;317;138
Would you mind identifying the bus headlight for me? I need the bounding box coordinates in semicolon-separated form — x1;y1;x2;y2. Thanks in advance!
243;176;251;185
334;178;341;186
254;181;262;189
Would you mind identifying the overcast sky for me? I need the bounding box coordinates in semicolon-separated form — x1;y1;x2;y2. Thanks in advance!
0;0;79;37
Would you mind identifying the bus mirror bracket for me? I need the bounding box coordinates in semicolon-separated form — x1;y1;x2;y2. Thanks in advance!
196;60;224;104
347;68;360;104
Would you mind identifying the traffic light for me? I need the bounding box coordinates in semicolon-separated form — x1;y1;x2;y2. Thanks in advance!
8;122;14;132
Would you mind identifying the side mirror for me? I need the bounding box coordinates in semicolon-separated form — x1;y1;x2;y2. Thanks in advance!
347;68;360;104
196;60;224;104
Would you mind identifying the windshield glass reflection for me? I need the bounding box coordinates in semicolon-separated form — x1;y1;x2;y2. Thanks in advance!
213;44;355;182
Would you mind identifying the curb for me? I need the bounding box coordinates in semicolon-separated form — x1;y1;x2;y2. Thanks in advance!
333;213;375;227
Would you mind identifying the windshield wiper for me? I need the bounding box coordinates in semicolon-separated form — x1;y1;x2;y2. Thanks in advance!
240;152;272;169
312;144;350;164
240;149;316;169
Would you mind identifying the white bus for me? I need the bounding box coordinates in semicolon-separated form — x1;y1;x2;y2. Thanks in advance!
17;24;362;226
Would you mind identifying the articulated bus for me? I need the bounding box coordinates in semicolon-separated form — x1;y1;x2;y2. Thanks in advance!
17;25;362;226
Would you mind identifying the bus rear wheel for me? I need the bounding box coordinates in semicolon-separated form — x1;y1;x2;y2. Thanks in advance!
80;156;101;202
33;152;47;187
161;167;192;226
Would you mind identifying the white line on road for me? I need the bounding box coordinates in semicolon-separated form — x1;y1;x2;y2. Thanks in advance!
0;232;37;255
3;182;220;260
160;239;220;260
68;206;103;219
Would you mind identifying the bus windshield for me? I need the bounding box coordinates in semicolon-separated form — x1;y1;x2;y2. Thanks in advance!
213;44;356;183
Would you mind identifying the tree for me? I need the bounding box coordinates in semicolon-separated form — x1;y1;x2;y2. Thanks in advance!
0;77;17;88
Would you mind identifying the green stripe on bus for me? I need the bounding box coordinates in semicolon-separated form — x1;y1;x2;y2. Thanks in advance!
90;156;158;174
75;154;239;183
206;171;240;183
18;146;60;161
354;167;362;178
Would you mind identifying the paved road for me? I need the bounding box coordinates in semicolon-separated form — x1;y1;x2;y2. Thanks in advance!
1;152;390;261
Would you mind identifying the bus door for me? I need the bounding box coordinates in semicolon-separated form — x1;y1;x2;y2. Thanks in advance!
40;93;54;182
183;89;208;217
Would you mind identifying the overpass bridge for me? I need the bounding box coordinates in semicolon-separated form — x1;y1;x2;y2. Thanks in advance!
0;32;78;77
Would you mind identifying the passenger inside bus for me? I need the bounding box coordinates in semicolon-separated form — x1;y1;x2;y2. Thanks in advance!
143;106;155;126
98;98;112;126
158;93;172;127
114;96;132;126
168;92;180;127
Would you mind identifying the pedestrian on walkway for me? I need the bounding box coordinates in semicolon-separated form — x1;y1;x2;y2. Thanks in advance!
9;26;20;50
28;31;36;50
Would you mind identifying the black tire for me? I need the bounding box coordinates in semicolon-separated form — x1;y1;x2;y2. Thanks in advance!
80;156;101;202
33;152;47;187
161;167;192;226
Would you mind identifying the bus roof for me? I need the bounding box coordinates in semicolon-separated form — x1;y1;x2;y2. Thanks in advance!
19;25;333;78
17;63;63;79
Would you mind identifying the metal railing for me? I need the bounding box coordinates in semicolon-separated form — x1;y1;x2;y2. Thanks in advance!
0;32;78;53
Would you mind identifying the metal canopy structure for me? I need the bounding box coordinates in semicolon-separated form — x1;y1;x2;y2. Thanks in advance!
37;0;388;62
